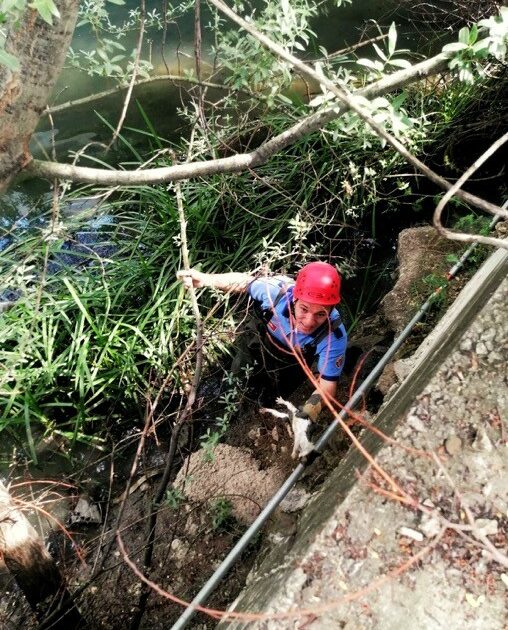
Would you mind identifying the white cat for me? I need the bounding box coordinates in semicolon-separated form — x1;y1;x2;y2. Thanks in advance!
260;397;314;459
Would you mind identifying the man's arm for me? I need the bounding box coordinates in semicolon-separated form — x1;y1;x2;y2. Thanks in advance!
177;269;254;293
300;378;337;422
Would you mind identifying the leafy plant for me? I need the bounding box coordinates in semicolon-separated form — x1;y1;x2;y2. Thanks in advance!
215;0;319;101
210;497;233;531
443;25;491;83
453;213;491;236
164;486;185;510
356;23;412;75
443;9;508;83
421;273;447;304
478;7;508;60
200;367;252;462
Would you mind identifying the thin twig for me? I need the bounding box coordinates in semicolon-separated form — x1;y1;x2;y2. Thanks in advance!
107;0;146;149
43;75;253;117
433;131;508;250
314;33;389;62
430;450;508;568
194;0;203;116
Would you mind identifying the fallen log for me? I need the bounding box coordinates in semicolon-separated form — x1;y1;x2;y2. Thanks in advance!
0;481;85;629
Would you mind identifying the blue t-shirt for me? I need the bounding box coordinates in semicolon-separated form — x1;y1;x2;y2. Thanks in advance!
248;276;347;381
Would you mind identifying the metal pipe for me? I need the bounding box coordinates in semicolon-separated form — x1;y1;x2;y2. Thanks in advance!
171;205;506;629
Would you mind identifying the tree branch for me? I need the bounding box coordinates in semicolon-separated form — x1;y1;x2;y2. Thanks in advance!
207;0;507;220
27;52;450;185
433;131;508;250
42;75;254;116
107;0;146;149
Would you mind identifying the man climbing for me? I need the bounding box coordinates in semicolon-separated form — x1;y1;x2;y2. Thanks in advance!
177;261;347;458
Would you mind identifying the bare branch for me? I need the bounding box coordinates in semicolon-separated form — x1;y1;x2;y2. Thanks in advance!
43;75;254;116
315;33;388;63
433;131;508;250
430;451;508;568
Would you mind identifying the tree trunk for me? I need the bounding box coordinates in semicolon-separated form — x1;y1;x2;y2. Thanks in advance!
0;0;79;192
0;481;85;628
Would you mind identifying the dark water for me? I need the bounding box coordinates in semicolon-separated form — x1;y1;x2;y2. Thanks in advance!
32;0;447;163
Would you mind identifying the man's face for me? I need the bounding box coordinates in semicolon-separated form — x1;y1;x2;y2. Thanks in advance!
293;299;331;334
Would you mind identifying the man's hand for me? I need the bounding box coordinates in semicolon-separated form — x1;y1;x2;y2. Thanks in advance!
176;268;208;289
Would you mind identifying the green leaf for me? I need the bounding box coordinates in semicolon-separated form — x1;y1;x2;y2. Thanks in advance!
106;0;125;4
97;48;109;62
373;43;387;61
0;46;20;71
33;2;52;23
388;22;397;56
442;42;468;53
62;279;99;335
104;39;126;51
388;58;412;69
29;0;60;24
357;58;382;71
391;92;407;109
472;39;490;54
469;23;478;45
3;0;24;13
458;27;469;45
276;93;293;105
459;67;474;83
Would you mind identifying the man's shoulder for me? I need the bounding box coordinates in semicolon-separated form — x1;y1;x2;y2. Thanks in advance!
319;311;347;348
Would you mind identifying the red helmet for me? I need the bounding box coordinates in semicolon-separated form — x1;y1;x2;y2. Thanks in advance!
294;261;341;305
